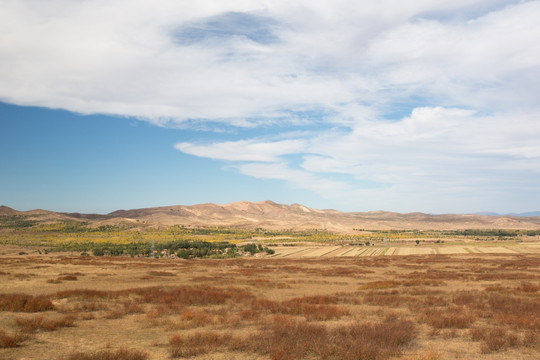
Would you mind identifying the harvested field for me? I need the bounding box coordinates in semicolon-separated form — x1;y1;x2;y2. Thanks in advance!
1;245;539;359
269;242;539;258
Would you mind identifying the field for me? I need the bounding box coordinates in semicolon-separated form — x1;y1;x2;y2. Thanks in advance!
2;214;540;258
1;245;539;359
270;242;540;258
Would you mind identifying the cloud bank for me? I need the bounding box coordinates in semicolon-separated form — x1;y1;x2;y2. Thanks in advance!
1;0;540;212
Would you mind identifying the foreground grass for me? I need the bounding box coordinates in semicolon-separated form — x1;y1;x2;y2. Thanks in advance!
0;250;539;359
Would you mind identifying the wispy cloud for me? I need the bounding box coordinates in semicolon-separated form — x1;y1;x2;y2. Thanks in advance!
175;139;307;162
1;0;540;212
176;106;540;212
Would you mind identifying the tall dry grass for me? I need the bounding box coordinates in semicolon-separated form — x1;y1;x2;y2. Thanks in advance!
0;330;24;348
168;315;417;360
1;252;538;358
15;314;76;333
0;294;54;312
169;331;238;358
64;348;148;360
265;315;417;360
251;296;349;321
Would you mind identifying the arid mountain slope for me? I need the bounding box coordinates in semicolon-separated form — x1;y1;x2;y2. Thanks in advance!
2;201;540;232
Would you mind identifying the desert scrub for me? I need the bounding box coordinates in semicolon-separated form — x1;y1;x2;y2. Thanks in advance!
422;306;475;329
63;348;148;360
168;315;417;360
15;314;76;333
0;330;24;348
169;331;240;358
470;326;532;353
265;315;417;360
0;293;54;312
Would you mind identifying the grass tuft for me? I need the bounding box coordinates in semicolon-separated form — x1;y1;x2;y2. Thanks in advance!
265;315;417;360
64;348;148;360
423;307;475;329
16;314;76;333
169;332;234;358
0;293;54;312
0;330;24;348
470;326;523;353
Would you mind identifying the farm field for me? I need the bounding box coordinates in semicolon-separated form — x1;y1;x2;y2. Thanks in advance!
270;242;540;258
1;247;539;360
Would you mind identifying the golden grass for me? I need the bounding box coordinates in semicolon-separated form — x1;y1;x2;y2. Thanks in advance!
63;348;149;360
15;314;76;333
0;330;24;348
0;294;54;312
0;247;539;359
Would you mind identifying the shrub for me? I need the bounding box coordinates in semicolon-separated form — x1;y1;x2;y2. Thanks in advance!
515;282;540;293
487;293;540;329
363;290;417;307
452;291;483;307
104;301;144;319
267;315;328;359
166;315;416;360
0;294;54;312
0;330;23;348
470;326;521;353
522;331;538;348
251;297;349;321
264;315;416;360
423;296;448;307
91;247;104;256
57;275;78;281
469;326;485;341
56;289;113;300
359;280;400;290
423;307;475;329
480;327;509;353
65;348;148;360
169;332;234;358
16;314;75;333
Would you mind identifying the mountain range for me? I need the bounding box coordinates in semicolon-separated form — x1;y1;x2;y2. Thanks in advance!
475;211;540;217
2;201;540;233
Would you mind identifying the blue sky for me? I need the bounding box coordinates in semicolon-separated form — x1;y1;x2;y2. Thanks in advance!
1;0;540;214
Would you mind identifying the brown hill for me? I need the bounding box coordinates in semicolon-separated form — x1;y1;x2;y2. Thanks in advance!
3;201;540;232
0;205;18;216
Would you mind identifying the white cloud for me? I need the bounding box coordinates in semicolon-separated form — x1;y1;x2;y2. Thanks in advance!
363;1;540;111
175;139;306;162
2;1;539;123
235;162;355;201
176;106;540;212
2;0;540;212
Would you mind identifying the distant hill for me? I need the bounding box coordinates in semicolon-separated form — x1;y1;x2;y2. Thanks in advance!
2;201;540;233
475;211;540;217
474;212;501;216
0;205;18;216
511;211;540;217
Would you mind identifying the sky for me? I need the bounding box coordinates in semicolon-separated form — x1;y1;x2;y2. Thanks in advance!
1;0;540;215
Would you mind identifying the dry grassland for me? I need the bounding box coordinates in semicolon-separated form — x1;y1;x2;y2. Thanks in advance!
1;247;539;360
